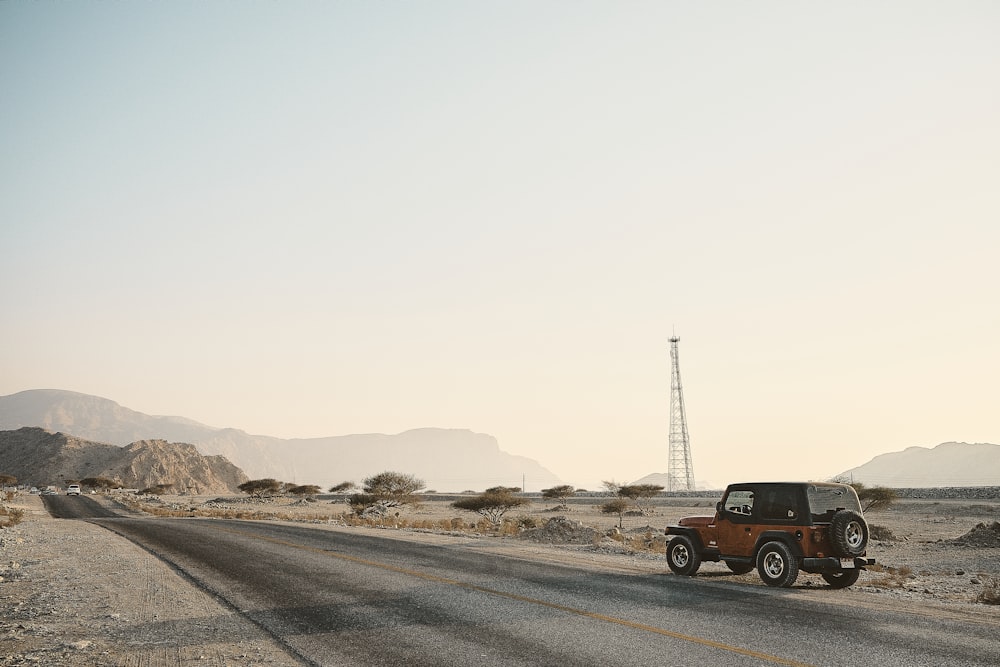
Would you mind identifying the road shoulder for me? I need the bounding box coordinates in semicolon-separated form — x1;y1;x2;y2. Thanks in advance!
1;495;300;666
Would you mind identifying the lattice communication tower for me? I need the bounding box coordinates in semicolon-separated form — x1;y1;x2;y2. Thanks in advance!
667;336;695;491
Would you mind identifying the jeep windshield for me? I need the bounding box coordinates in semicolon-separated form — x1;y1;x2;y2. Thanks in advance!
807;484;862;522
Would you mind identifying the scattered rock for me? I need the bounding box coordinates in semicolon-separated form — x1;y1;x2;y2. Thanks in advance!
520;517;599;544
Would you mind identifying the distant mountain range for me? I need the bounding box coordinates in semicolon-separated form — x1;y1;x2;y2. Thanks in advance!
0;389;562;492
836;442;1000;487
632;442;1000;490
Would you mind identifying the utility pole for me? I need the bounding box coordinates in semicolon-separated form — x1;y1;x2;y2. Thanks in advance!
668;337;695;491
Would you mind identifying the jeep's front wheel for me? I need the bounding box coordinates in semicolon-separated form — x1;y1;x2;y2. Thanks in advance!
821;568;861;589
667;535;701;576
830;510;869;557
756;541;799;587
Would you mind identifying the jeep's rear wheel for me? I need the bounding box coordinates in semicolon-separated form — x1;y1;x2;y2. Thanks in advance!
667;535;701;576
830;510;869;557
756;541;799;587
821;568;861;589
724;560;754;575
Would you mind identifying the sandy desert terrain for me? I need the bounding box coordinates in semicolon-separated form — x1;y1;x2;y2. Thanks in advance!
2;491;998;665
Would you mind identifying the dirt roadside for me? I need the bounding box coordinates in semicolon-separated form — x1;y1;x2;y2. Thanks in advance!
2;492;998;666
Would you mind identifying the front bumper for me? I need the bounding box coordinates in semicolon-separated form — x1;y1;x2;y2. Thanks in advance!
802;557;874;572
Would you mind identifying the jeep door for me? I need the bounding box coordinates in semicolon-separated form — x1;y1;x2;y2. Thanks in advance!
715;487;758;557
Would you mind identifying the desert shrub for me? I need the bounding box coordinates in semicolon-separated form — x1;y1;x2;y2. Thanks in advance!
601;498;630;528
452;487;529;525
868;564;914;588
0;506;25;528
975;578;1000;605
328;481;357;494
849;483;898;512
498;520;520;536
435;517;469;531
869;524;897;541
239;479;282;498
618;484;664;514
365;472;424;502
287;484;322;497
628;529;668;552
541;485;576;502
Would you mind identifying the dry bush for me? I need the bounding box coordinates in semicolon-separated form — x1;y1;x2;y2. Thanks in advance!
869;524;897;541
498;520;520;536
868;564;914;588
0;506;25;528
975;578;1000;605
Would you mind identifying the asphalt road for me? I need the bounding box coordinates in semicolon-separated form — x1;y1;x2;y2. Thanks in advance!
43;495;1000;667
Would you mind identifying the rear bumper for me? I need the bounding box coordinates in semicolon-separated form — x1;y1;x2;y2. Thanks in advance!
802;557;874;572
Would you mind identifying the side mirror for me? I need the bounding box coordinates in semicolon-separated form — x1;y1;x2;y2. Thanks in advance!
716;501;723;512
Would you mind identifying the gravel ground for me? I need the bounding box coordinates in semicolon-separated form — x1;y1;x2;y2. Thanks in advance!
1;495;297;666
2;491;998;666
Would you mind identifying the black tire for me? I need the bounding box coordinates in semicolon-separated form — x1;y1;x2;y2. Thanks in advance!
724;560;754;575
830;510;869;557
667;535;702;576
756;541;799;588
822;568;862;589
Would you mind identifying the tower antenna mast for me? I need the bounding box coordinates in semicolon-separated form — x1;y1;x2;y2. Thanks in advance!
668;336;695;491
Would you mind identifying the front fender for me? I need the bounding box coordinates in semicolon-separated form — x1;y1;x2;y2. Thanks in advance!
666;526;706;551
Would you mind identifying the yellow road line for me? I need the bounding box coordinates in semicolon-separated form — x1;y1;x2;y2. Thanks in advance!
215;524;814;667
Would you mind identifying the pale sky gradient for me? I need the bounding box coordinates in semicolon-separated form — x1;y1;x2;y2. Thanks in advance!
2;2;998;490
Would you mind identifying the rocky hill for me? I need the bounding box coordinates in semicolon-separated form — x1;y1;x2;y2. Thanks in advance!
0;427;248;493
0;390;562;492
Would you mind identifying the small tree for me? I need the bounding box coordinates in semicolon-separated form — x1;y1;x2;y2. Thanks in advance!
328;481;357;494
452;486;529;526
238;478;282;498
349;471;425;512
851;483;898;513
602;480;621;496
618;484;664;514
601;497;630;529
287;484;321;497
541;485;576;504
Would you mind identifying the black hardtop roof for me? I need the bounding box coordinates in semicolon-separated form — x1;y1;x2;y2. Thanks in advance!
725;481;849;489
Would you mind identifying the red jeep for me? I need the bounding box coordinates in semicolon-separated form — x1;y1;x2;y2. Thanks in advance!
666;482;874;588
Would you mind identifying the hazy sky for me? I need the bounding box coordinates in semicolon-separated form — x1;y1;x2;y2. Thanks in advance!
2;2;998;490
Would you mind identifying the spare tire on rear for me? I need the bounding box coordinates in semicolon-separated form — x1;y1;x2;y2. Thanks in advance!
830;509;869;557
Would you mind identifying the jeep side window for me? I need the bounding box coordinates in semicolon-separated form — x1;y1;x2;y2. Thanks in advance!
759;488;798;521
723;490;754;516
